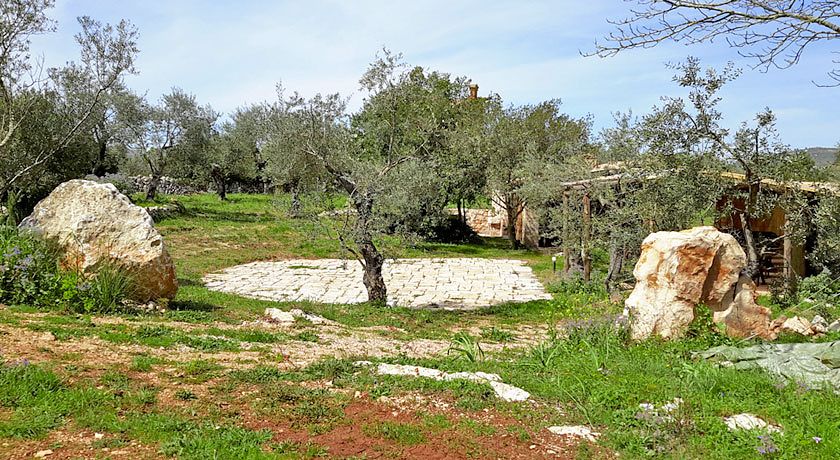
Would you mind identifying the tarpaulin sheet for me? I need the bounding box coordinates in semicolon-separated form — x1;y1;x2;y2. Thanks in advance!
697;341;840;390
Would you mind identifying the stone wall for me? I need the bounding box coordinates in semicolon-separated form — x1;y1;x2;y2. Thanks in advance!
129;176;198;195
449;206;540;248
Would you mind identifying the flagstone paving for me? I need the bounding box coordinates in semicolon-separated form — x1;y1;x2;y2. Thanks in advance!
203;258;552;309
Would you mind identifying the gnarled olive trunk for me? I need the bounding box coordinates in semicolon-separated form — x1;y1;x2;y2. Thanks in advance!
210;163;227;201
353;192;387;304
504;193;522;249
359;237;387;303
740;175;761;280
145;174;161;200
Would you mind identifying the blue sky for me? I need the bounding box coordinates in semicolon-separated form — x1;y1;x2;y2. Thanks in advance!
31;0;839;148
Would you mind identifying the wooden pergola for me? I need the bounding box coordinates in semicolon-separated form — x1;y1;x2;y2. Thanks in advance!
556;167;840;285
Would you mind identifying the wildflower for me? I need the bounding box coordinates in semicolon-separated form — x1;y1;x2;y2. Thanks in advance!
756;435;779;455
813;436;822;443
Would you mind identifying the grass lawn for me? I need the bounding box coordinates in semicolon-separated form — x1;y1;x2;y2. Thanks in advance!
0;192;837;459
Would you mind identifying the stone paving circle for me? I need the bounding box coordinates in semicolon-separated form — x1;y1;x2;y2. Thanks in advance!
203;258;552;310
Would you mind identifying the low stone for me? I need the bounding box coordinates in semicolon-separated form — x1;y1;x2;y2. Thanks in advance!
781;316;814;336
547;425;600;442
34;450;53;458
487;381;531;402
812;315;828;334
264;307;332;325
714;275;774;339
19;180;177;302
723;413;782;433
813;315;828;327
828;320;840;333
289;308;332;325
264;308;295;323
368;363;530;402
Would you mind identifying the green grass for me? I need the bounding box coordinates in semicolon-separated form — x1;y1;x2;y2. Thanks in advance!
5;192;839;458
362;421;426;445
150;193;570;330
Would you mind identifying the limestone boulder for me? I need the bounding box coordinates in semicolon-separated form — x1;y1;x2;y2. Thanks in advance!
19;180;177;302
625;226;772;340
713;274;774;339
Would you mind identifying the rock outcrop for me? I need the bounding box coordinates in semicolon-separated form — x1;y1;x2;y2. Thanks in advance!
19;180;177;302
625;226;772;340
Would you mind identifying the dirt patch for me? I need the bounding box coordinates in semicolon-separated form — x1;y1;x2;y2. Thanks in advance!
245;394;587;459
0;428;164;460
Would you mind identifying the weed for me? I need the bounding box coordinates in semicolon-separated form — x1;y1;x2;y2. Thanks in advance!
175;389;198;401
179;359;223;383
294;330;319;342
447;332;484;362
130;354;163;372
362;421;426;445
161;423;274;460
479;326;515;342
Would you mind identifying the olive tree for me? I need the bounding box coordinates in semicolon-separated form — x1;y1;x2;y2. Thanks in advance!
485;99;592;249
266;52;472;303
632;58;818;280
118;88;216;199
0;1;137;200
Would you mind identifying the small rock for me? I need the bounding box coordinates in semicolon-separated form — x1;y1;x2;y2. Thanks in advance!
811;315;828;334
94;432;104;439
34;450;53;458
828;319;840;333
264;307;333;325
723;413;782;433
812;315;828;327
547;425;600;442
781;316;814;336
264;308;295;323
40;332;55;342
289;308;332;325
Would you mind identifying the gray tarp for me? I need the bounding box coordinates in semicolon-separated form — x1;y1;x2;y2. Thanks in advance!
697;341;840;390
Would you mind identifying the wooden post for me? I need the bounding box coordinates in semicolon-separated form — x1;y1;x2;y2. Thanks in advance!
582;190;592;283
562;190;570;276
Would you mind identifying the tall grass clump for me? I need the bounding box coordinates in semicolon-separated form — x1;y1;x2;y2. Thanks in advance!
84;263;135;313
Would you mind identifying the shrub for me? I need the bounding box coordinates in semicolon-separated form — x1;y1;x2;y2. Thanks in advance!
0;226;67;308
0;226;134;313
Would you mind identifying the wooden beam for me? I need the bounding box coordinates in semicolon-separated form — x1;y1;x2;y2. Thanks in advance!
562;190;570;275
582;191;592;283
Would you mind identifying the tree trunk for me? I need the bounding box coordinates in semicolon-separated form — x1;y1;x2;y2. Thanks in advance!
93;140;108;177
210;164;227;201
359;237;387;304
562;190;571;276
146;174;161;201
505;194;520;249
289;187;301;218
740;177;761;280
605;238;625;292
353;193;387;304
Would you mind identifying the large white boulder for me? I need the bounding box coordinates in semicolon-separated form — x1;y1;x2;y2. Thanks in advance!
625;226;772;340
19;180;177;302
